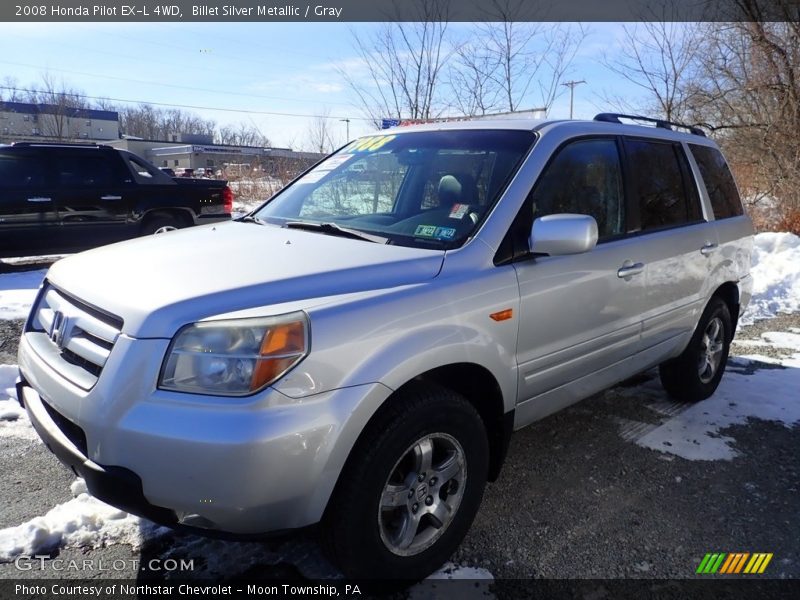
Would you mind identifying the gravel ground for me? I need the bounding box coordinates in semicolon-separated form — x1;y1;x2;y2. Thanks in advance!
0;313;798;584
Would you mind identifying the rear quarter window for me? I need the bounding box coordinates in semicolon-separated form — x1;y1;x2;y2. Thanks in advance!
689;144;743;219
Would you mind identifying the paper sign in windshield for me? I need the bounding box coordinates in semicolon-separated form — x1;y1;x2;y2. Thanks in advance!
449;204;469;219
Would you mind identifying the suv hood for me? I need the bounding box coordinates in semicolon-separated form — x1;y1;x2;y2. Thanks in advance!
46;221;444;337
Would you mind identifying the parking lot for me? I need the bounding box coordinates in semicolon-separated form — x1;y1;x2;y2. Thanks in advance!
1;262;798;587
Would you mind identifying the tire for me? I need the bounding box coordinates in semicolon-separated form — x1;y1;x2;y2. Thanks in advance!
321;383;489;581
659;297;733;402
140;214;184;236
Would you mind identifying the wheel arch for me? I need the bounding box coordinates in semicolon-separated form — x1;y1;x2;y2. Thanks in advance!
141;207;195;227
711;281;740;334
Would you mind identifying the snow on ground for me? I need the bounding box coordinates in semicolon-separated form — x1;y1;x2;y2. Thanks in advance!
740;232;800;325
0;478;171;562
630;350;800;461
0;269;45;320
0;364;36;441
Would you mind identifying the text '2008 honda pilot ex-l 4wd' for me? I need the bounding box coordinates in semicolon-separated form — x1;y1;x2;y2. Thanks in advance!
17;114;753;581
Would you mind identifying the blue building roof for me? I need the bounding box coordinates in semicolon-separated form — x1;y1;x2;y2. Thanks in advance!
0;101;118;122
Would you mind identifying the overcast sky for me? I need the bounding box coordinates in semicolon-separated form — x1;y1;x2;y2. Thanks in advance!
0;22;646;148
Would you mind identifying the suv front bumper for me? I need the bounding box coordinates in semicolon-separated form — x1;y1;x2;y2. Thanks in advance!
17;333;392;536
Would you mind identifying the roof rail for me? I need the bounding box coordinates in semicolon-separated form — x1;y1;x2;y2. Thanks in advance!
593;113;706;137
10;141;113;149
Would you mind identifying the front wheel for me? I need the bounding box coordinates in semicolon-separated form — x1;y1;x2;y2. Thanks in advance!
659;297;733;402
321;384;489;580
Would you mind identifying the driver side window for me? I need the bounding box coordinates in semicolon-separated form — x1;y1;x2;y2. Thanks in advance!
530;138;625;240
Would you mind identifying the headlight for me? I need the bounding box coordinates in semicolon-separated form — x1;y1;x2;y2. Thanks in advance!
159;312;309;396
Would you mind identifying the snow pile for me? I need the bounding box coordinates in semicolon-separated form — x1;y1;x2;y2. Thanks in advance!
624;339;800;461
0;478;170;561
0;269;45;320
0;364;37;441
741;232;800;325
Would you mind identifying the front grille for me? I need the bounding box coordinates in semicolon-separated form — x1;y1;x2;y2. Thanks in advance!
26;284;123;390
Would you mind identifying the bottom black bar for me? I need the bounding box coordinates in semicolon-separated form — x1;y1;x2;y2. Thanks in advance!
1;579;799;600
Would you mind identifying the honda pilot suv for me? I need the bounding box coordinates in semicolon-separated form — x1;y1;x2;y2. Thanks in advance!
16;114;753;581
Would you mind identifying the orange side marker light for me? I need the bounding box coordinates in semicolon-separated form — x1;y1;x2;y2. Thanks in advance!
490;309;513;322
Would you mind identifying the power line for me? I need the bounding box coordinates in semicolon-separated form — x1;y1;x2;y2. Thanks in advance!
0;59;356;108
0;85;370;122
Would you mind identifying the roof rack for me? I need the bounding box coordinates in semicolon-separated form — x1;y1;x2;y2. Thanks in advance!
11;142;113;149
593;113;706;137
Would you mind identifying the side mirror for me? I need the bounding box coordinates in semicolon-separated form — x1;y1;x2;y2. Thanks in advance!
529;214;598;256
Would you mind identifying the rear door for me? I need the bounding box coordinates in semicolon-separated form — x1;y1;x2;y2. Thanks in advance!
0;149;58;257
52;150;133;251
621;137;717;352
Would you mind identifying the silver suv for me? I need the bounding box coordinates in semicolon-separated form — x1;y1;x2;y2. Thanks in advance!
16;114;753;580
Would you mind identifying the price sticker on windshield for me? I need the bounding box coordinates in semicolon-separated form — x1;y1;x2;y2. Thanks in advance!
347;135;397;152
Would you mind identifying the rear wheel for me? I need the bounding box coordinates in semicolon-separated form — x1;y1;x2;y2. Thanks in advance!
140;213;186;236
659;297;732;402
322;384;488;581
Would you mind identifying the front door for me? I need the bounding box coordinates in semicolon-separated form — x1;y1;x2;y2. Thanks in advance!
0;149;58;258
511;137;645;424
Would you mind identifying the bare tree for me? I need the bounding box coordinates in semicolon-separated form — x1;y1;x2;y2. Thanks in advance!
691;13;800;213
217;122;271;147
305;109;337;154
27;73;91;139
118;104;218;141
340;0;452;125
600;21;704;121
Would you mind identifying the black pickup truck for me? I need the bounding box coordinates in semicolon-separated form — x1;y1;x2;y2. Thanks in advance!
0;142;232;258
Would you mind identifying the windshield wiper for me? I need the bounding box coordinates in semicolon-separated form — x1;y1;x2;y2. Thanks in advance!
238;214;268;225
284;221;389;244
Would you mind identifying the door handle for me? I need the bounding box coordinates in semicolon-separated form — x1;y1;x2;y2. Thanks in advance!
617;262;644;278
100;195;122;201
27;197;52;202
700;242;719;256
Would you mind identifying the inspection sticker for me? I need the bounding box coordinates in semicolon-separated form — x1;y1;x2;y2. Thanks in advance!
434;226;457;240
449;203;470;219
414;225;438;238
414;225;457;240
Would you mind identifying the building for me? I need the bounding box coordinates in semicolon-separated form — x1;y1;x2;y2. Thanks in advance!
0;102;324;178
109;135;324;178
0;101;119;141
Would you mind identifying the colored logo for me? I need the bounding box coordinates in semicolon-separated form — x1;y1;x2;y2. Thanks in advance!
696;552;773;574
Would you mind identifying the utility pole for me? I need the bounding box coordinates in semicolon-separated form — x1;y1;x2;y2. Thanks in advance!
561;80;586;119
339;118;350;142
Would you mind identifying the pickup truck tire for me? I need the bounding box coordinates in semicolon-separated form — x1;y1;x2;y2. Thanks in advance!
321;383;489;581
659;297;732;402
140;213;186;236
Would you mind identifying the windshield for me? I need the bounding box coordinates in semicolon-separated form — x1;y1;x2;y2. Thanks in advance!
254;129;536;248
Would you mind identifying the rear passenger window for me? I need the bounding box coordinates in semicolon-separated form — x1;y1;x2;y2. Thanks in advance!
625;139;701;231
689;144;743;219
530;138;625;240
57;155;116;187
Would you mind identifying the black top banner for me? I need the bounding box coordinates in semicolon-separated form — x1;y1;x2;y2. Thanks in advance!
3;0;800;22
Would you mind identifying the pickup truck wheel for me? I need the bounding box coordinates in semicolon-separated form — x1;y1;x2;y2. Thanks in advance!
321;384;488;581
140;214;184;236
659;297;732;402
